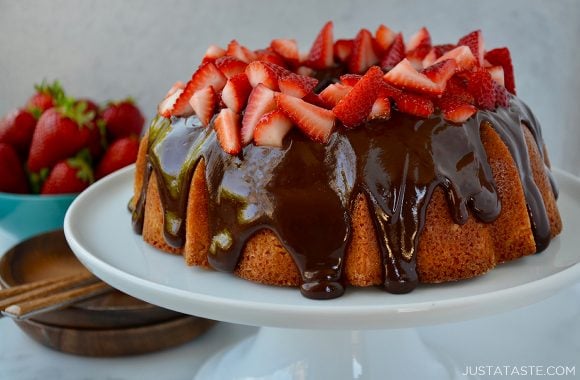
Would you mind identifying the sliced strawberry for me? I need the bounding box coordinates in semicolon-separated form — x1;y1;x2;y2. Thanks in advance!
270;39;299;66
379;82;403;99
276;93;335;143
319;83;352;108
444;76;474;104
253;110;293;147
202;44;226;63
278;73;319;98
254;49;288;68
380;33;405;70
214;108;242;155
348;29;379;74
305;21;334;70
296;66;315;77
494;82;510;108
339;74;362;86
215;56;248;79
457;30;484;66
486;66;505;86
165;81;185;98
333;66;384;128
393;92;434;118
245;61;291;90
384;58;442;95
485;47;515;94
433;44;456;58
434;46;477;71
241;84;276;144
242;45;257;62
302;92;329;109
226;40;252;63
421;49;437;68
222;73;252;113
334;39;353;62
439;97;477;123
368;97;391;121
463;68;496;110
172;62;227;117
189;86;217;126
374;24;396;56
421;59;458;88
406;27;431;53
158;89;182;118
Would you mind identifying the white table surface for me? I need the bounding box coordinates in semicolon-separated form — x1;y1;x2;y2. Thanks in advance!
1;226;580;380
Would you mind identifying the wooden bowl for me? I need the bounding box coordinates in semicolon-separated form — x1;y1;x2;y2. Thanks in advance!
0;230;184;328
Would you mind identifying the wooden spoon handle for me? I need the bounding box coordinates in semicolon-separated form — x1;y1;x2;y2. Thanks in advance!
3;281;112;320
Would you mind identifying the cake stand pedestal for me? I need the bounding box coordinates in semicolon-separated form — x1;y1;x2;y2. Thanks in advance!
63;166;580;380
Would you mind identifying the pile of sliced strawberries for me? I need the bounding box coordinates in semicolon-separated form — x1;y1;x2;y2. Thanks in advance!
158;22;516;155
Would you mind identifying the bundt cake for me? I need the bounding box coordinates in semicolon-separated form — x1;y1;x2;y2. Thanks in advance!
129;22;562;299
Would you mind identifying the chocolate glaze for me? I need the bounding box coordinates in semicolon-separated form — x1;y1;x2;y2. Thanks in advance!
132;96;555;299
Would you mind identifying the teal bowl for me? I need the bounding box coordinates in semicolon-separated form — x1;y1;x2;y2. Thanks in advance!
0;192;77;241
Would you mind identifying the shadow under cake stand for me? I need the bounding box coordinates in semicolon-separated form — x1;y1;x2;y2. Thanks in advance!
64;166;580;379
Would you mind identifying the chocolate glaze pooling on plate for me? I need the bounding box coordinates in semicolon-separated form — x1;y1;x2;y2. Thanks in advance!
131;96;555;300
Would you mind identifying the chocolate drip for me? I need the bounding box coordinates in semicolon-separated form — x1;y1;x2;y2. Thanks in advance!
474;98;552;252
136;96;556;299
131;161;152;234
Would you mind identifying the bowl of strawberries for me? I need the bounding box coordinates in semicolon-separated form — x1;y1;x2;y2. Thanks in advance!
0;81;144;240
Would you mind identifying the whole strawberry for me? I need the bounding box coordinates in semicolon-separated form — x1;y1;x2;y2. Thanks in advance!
95;136;139;179
41;155;94;194
27;100;96;173
26;80;65;117
0;109;37;157
101;99;145;139
0;143;29;193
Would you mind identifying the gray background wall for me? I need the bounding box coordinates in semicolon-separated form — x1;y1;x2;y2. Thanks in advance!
1;0;579;175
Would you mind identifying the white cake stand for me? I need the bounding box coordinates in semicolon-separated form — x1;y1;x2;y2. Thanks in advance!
64;166;580;379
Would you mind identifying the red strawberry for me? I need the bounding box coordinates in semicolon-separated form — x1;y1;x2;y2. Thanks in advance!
485;47;516;94
421;59;458;88
296;66;315;77
439;97;477;123
214;108;242;155
215;56;248;79
494;82;510;108
421;49;437;68
333;66;384;128
0;143;29;193
172;62;226;116
202;44;226;63
348;29;379;74
443;76;475;104
158;89;182;118
406;27;431;53
222;73;252;113
75;99;99;120
226;40;253;63
433;44;456;58
319;83;352;108
380;33;405;70
464;68;496;110
368;97;391;121
457;30;484;66
0;109;37;156
270;39;299;66
383;59;442;95
254;49;288;68
241;84;276;144
253;110;293;147
41;155;94;194
278;73;319;98
378;82;403;99
434;46;477;71
302;92;329;109
101;99;144;139
305;21;334;70
189;86;217;127
165;81;185;98
339;74;362;86
26;80;64;117
95;136;139;179
333;39;353;62
276;93;335;143
374;24;396;55
486;66;505;86
393;92;434;118
245;61;290;90
27;105;94;172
